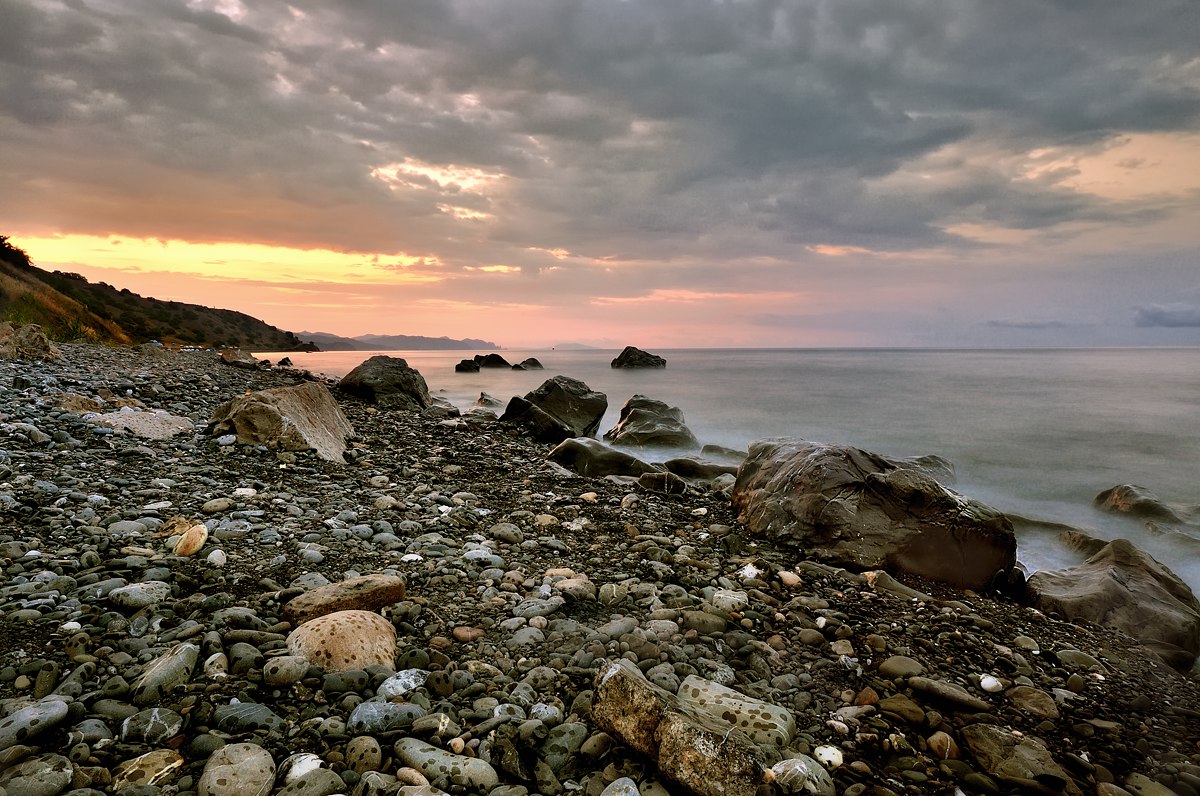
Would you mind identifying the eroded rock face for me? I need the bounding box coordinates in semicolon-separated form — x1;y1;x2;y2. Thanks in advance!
0;323;62;361
500;376;607;444
1026;538;1200;671
611;346;666;369
339;356;431;410
603;395;699;449
731;439;1016;590
209;381;354;462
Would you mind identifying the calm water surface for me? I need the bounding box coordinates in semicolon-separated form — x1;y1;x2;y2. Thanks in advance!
259;348;1200;590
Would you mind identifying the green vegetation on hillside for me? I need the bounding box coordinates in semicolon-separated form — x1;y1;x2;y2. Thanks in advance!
0;236;312;350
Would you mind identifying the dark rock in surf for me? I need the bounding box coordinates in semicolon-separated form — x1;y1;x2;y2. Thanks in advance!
603;395;699;449
611;346;666;369
731;438;1016;590
547;437;660;478
474;353;511;368
1026;538;1200;671
455;359;481;373
1094;484;1187;524
518;358;544;370
339;355;431;411
500;376;607;444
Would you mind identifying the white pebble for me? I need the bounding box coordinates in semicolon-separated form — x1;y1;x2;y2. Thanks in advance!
206;549;227;567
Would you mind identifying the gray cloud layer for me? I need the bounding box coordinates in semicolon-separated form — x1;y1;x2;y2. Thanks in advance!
1;0;1198;343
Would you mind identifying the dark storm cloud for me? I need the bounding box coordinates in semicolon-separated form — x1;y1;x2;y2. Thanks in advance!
1134;304;1200;328
1;0;1198;266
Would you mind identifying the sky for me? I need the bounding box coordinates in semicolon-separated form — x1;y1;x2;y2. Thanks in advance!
2;0;1199;349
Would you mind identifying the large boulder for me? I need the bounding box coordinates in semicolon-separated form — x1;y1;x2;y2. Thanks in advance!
603;395;699;449
339;355;431;410
0;323;62;361
1026;538;1200;671
517;357;544;370
731;439;1016;590
474;353;511;368
218;348;260;369
547;437;661;478
611;345;666;369
1094;484;1190;524
209;382;354;462
500;376;607;444
454;359;481;373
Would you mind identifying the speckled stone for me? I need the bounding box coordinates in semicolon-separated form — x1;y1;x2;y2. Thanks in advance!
286;610;397;673
0;699;70;751
198;742;276;796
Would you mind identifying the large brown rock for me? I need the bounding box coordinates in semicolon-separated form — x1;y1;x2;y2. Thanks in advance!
731;439;1016;590
500;376;607;444
339;355;431;410
209;382;353;462
603;395;699;449
286;610;397;673
959;724;1081;796
1026;538;1200;671
218;348;260;369
0;323;62;361
283;574;407;627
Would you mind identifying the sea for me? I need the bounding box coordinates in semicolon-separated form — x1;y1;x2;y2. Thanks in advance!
256;347;1200;594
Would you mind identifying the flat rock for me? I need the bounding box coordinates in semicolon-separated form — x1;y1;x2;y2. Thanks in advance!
283;574;407;626
93;409;193;440
209;381;354;462
960;723;1081;796
394;737;499;791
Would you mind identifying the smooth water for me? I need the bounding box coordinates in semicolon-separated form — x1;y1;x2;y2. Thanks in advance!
259;347;1200;591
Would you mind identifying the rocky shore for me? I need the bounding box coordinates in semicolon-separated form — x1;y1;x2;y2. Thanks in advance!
1;341;1199;796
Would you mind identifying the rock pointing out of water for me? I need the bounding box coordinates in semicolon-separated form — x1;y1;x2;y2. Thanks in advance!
339;355;431;410
209;381;354;462
1026;538;1200;670
732;439;1017;590
611;346;666;368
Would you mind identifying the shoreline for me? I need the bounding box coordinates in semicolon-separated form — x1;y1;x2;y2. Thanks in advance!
1;342;1198;796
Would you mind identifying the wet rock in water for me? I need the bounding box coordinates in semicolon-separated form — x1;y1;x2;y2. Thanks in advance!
732;438;1017;590
0;323;63;361
339;355;431;410
455;358;481;373
501;375;608;443
547;437;660;478
286;609;397;672
1026;538;1200;670
603;394;699;449
611;345;666;369
592;659;769;796
518;357;544;369
1094;484;1188;524
282;573;407;626
208;381;354;462
198;742;276;796
474;353;511;368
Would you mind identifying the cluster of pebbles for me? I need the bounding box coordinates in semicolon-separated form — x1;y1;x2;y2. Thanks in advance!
1;343;1198;796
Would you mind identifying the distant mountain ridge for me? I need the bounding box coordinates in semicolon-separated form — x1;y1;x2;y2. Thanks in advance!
0;241;310;350
299;331;500;351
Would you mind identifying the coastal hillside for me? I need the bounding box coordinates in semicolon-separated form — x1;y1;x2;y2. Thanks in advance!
0;236;311;350
300;330;500;351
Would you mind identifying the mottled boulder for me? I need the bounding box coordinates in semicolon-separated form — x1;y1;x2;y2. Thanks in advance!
731;439;1016;590
1026;538;1200;670
603;395;699;449
474;353;511;368
339;355;431;410
209;382;353;462
286;610;397;673
218;348;260;369
455;359;481;373
611;345;666;368
283;574;407;627
1095;484;1189;524
592;659;771;796
0;323;62;361
548;437;660;478
500;376;607;444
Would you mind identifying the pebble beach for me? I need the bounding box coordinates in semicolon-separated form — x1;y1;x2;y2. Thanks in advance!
1;342;1199;796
